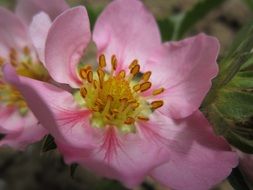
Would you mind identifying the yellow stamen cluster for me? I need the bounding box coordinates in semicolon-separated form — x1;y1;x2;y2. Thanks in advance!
0;83;27;114
0;46;49;115
0;47;49;81
78;54;164;131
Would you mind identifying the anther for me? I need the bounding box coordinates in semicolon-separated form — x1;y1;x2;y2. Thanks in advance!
111;109;119;114
152;88;165;96
79;68;87;79
80;87;87;98
133;84;141;92
111;55;117;71
142;71;151;81
140;82;152;92
87;71;93;83
129;59;138;69
97;69;105;88
23;46;30;56
0;57;4;65
95;98;104;106
151;100;164;109
99;54;106;68
130;64;140;76
124;117;135;125
117;70;126;79
130;102;139;109
137;116;149;121
93;80;98;89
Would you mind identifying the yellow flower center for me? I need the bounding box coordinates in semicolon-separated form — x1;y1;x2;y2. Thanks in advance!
0;46;49;115
78;54;164;132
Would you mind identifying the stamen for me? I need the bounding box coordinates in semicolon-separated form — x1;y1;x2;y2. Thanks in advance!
79;54;165;131
93;80;98;89
117;70;126;79
95;98;104;106
102;95;113;114
142;71;151;81
124;117;135;125
133;84;141;92
79;68;87;79
130;64;140;76
9;48;18;67
87;70;93;83
79;65;92;79
140;82;152;92
23;46;30;56
97;68;105;88
137;116;149;121
0;57;4;65
129;59;138;69
151;100;164;109
152;88;165;96
99;54;106;68
111;55;117;71
80;87;87;98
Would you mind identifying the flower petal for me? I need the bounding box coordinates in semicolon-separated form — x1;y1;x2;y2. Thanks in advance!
29;12;52;64
0;7;30;58
146;33;219;119
15;0;69;24
59;125;170;188
0;112;47;150
150;111;238;190
45;6;91;87
93;0;161;72
3;64;94;149
0;105;23;133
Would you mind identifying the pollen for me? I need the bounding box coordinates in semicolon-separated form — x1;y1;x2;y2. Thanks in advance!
78;54;165;131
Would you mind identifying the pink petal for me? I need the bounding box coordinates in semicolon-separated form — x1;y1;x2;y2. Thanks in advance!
146;33;219;119
0;7;30;58
0;111;47;150
58;125;170;188
0;105;23;133
3;64;93;149
93;0;161;72
29;12;52;64
45;6;91;87
15;0;69;24
150;111;238;190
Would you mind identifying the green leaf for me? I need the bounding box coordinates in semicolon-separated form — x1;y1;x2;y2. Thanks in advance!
242;0;253;11
86;6;102;30
41;135;57;152
171;0;226;40
228;167;250;190
202;21;253;153
158;19;174;41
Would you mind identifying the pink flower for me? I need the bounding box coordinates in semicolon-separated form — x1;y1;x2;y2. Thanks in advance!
0;0;68;149
4;0;238;189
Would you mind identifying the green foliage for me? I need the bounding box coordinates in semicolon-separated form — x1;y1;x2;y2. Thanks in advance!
158;0;225;41
202;21;253;154
41;135;57;152
0;0;15;9
242;0;253;11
